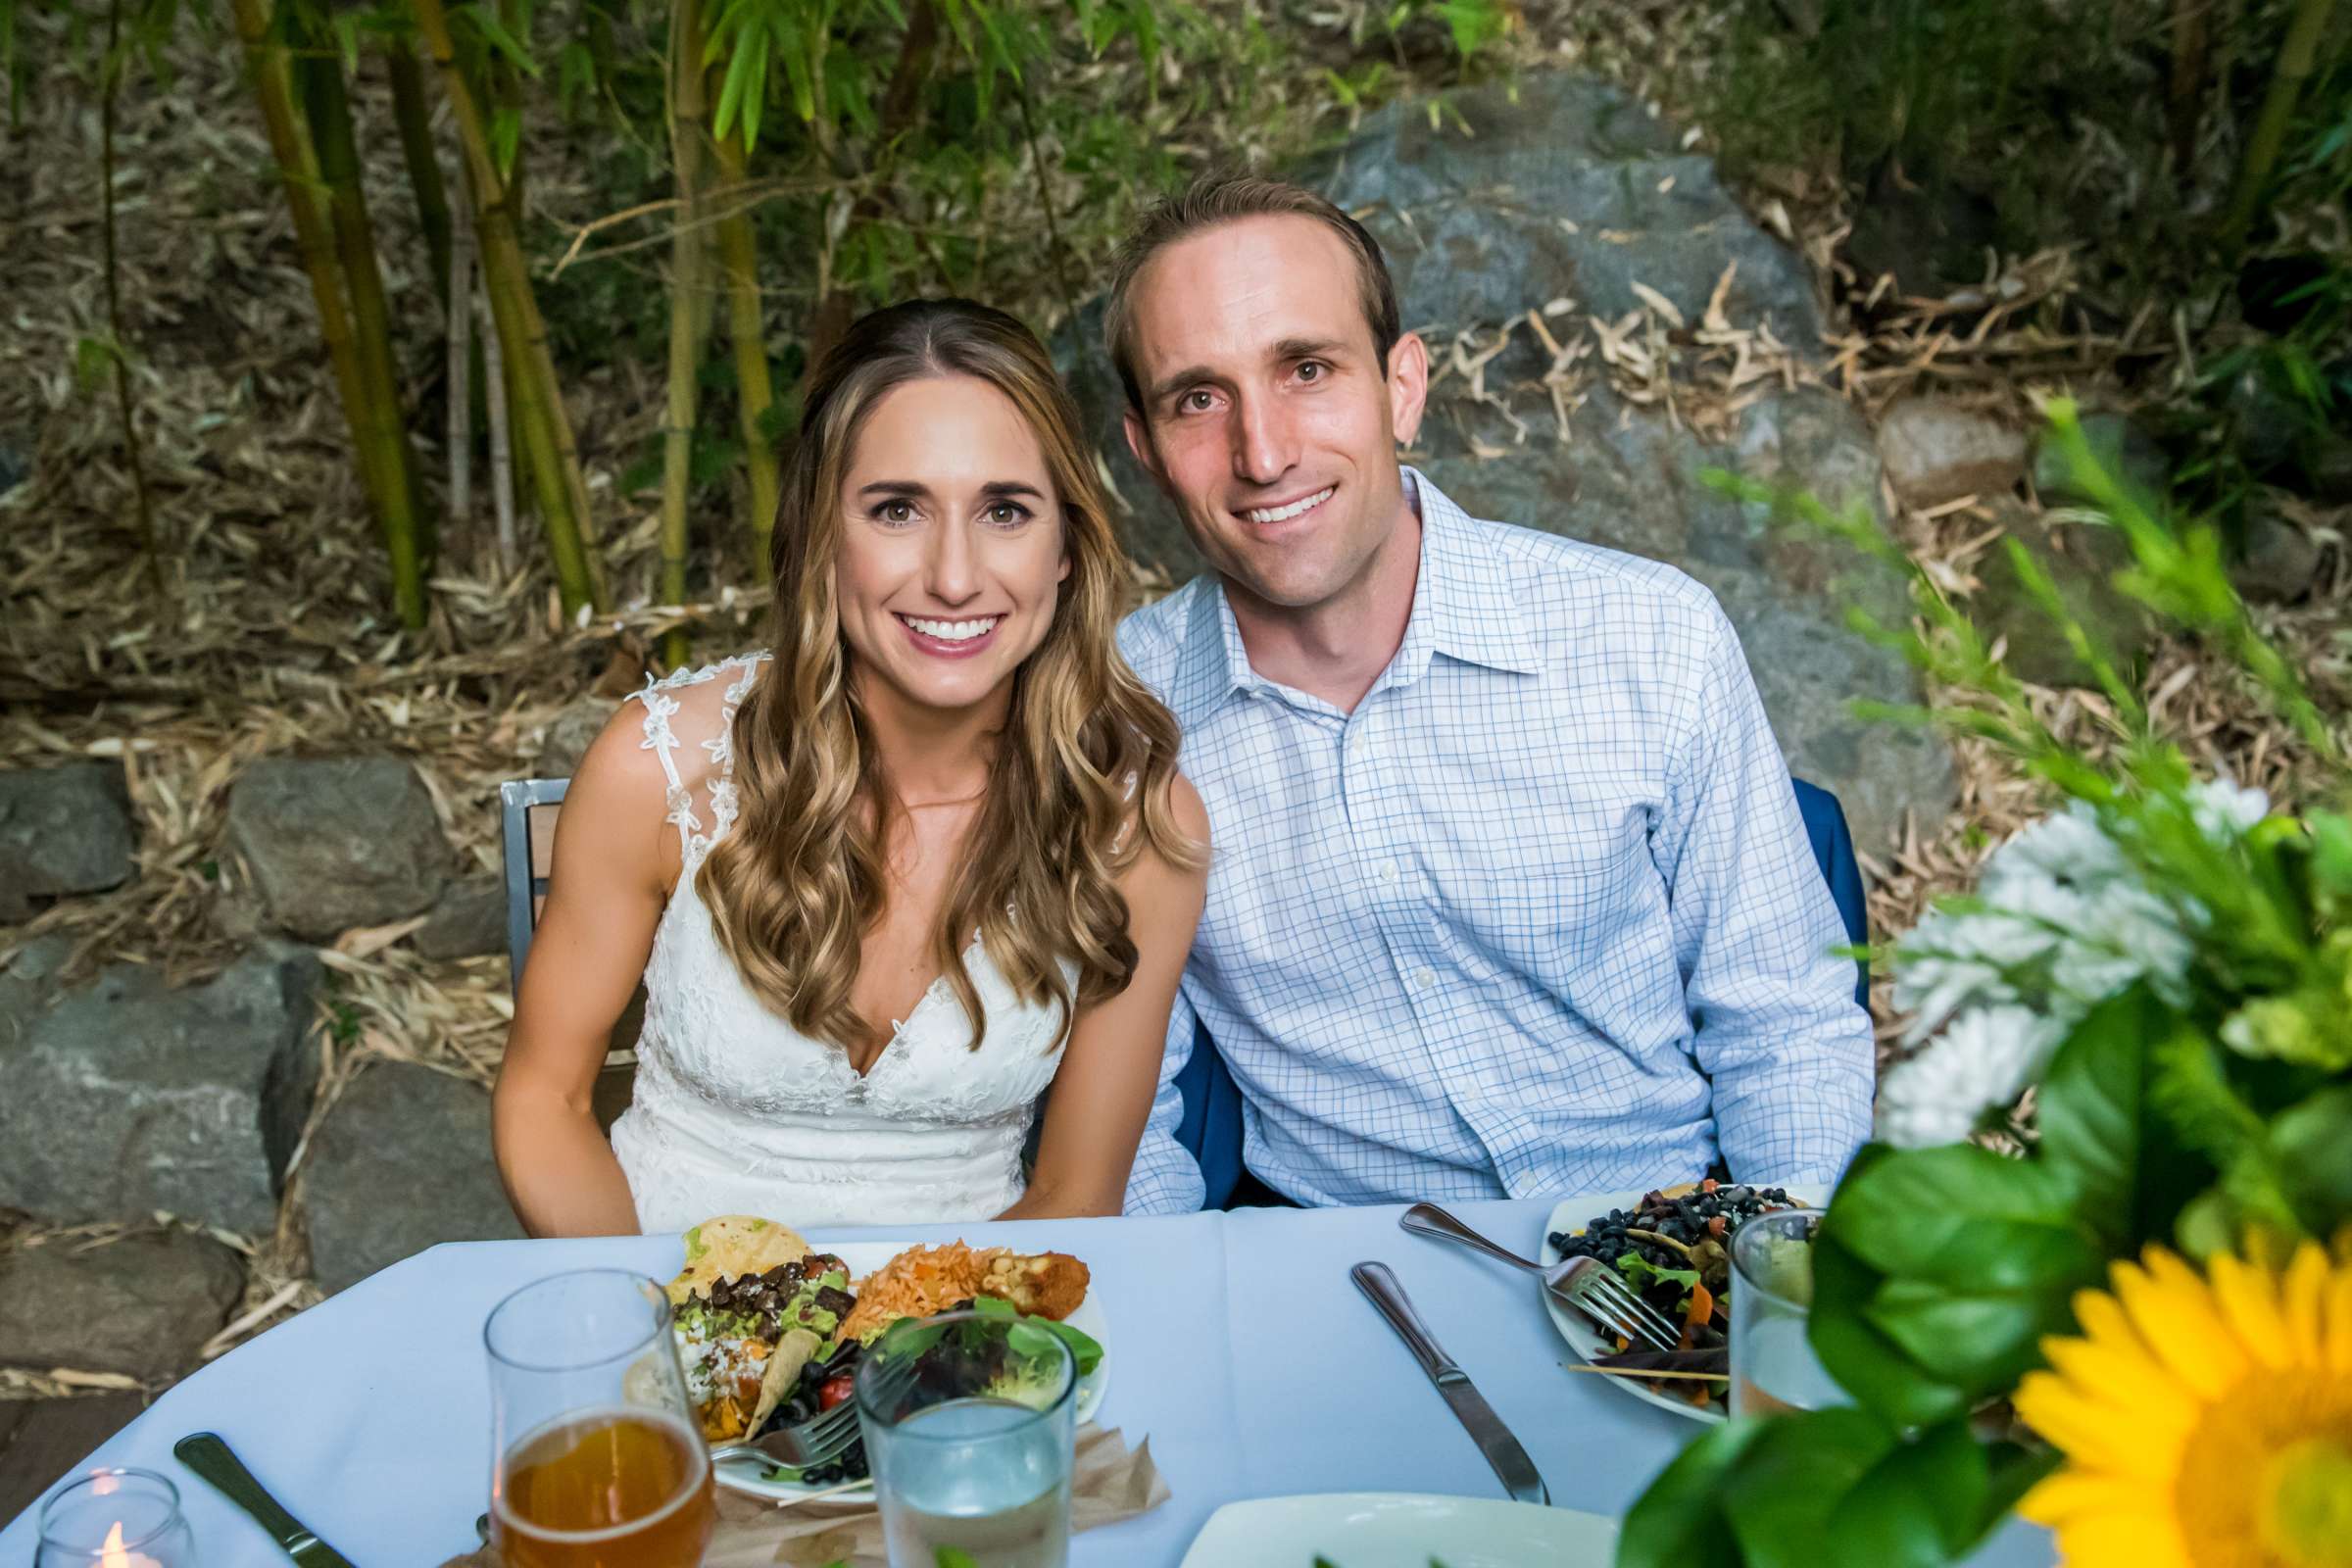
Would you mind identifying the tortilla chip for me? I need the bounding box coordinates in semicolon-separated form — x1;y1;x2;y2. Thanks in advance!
667;1214;813;1306
750;1327;823;1433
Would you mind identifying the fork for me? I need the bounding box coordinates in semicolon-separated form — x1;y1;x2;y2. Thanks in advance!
1398;1201;1682;1351
708;1353;917;1473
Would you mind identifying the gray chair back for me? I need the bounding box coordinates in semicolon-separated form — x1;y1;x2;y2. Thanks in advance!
499;776;640;1131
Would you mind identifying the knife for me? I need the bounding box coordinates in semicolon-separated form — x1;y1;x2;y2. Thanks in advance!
1351;1260;1550;1506
173;1433;361;1568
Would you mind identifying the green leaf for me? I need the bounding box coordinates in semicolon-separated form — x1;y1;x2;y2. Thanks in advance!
1034;1316;1103;1376
1616;1414;1775;1568
935;1549;978;1568
971;1294;1019;1319
2034;987;2210;1249
1616;1250;1701;1306
458;1;538;75
1821;1421;1991;1568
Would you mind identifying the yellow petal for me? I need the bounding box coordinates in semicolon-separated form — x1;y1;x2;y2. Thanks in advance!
2047;1509;2192;1568
2118;1252;2246;1397
2020;1470;2171;1528
2014;1372;2178;1483
2280;1242;2331;1366
2327;1258;2352;1373
2208;1250;2291;1368
2039;1337;2198;1445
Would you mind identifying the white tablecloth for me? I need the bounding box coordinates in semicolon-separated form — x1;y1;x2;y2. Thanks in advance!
1;1200;2055;1565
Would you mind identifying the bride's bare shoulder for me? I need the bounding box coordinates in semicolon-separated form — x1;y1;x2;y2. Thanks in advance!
569;653;769;808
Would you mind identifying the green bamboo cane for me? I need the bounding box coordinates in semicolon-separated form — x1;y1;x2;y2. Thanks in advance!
411;0;610;614
386;35;453;310
230;0;406;588
297;28;434;623
2221;0;2342;250
710;128;780;571
659;0;712;670
100;0;163;594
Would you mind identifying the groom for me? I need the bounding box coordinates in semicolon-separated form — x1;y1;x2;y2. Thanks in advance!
1107;173;1874;1213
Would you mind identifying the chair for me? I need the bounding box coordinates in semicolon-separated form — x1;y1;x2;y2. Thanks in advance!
1173;776;1872;1210
498;778;644;1131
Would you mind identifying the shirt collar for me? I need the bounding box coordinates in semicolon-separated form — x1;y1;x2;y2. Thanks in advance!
1167;464;1542;719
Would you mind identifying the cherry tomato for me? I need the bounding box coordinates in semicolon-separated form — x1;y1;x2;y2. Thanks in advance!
818;1374;854;1411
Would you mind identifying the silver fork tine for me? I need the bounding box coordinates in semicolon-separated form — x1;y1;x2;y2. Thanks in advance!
1564;1259;1679;1350
1581;1263;1683;1349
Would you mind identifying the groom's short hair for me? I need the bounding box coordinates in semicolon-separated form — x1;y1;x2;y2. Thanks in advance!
1103;172;1402;416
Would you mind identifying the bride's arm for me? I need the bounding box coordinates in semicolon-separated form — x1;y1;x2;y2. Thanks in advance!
1002;773;1210;1220
491;709;674;1237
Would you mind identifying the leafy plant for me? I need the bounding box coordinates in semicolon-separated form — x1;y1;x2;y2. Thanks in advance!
1618;401;2352;1568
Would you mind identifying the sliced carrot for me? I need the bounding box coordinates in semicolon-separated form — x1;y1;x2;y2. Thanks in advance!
1677;1283;1715;1351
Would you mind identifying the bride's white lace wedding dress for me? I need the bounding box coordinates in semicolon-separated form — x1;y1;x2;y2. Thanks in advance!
607;654;1073;1233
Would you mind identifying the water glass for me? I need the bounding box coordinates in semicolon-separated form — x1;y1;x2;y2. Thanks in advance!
36;1468;195;1567
857;1307;1078;1568
485;1267;717;1568
1729;1209;1848;1417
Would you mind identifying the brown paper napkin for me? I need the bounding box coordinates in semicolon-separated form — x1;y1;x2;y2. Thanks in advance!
442;1422;1170;1568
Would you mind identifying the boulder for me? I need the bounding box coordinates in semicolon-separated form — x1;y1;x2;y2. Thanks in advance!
2232;504;2323;607
302;1062;523;1294
224;758;449;941
2032;412;2169;507
536;698;613;780
413;873;508;962
1876;397;2028;508
0;946;322;1233
0;1229;244;1379
1061;71;1950;848
1967;505;2160;689
0;762;135;921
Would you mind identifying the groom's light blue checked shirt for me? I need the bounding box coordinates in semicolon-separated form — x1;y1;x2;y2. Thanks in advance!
1117;468;1874;1214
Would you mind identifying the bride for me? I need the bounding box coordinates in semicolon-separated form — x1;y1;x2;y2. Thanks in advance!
492;299;1208;1235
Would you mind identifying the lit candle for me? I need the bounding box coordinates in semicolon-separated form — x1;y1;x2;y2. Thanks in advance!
97;1520;165;1568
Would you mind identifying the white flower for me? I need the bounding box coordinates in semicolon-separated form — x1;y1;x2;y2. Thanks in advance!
1891;901;2056;1044
2188;776;2270;838
1988;807;2132;893
1875;1004;2070;1149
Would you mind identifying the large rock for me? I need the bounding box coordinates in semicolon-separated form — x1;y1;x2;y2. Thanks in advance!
1062;72;1949;848
302;1062;523;1294
1876;397;2028;509
413;873;508;962
0;946;322;1233
224;758;450;941
0;762;135;920
1967;504;2160;689
0;1229;244;1379
536;698;612;780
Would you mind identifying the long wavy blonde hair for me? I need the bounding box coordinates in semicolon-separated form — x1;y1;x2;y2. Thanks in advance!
699;299;1199;1056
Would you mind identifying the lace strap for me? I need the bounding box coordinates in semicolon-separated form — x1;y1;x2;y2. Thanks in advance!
627;653;770;867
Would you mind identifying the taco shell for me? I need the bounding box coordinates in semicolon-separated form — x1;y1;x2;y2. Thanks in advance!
668;1214;813;1306
750;1327;823;1433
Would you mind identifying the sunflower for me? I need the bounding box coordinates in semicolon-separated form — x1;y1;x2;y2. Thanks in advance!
2014;1238;2352;1568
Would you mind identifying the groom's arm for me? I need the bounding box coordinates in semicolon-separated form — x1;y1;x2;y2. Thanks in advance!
1651;601;1874;1185
1121;986;1207;1214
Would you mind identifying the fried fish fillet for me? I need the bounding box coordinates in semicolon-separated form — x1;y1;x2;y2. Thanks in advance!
840;1243;1092;1342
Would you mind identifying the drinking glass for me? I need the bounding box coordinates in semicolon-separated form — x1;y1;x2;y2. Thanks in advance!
1729;1209;1848;1417
36;1468;195;1567
857;1307;1078;1568
485;1268;716;1568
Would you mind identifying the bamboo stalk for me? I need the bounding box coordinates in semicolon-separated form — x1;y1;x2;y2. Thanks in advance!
2221;0;2342;250
230;0;405;588
297;31;434;625
711;129;779;568
447;159;474;539
2167;0;2214;172
411;0;609;613
660;0;712;669
387;35;453;311
99;0;163;595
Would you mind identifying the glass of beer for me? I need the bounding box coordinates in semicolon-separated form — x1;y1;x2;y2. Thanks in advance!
857;1308;1077;1568
485;1268;715;1568
1729;1209;1847;1418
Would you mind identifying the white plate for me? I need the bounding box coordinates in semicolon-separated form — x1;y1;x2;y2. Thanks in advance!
1538;1183;1828;1425
1178;1493;1618;1567
710;1240;1110;1501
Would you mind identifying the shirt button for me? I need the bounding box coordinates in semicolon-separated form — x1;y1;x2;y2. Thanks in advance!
1414;967;1437;990
1379;862;1398;884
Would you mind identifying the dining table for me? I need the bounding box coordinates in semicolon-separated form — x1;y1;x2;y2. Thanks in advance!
2;1199;2058;1566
